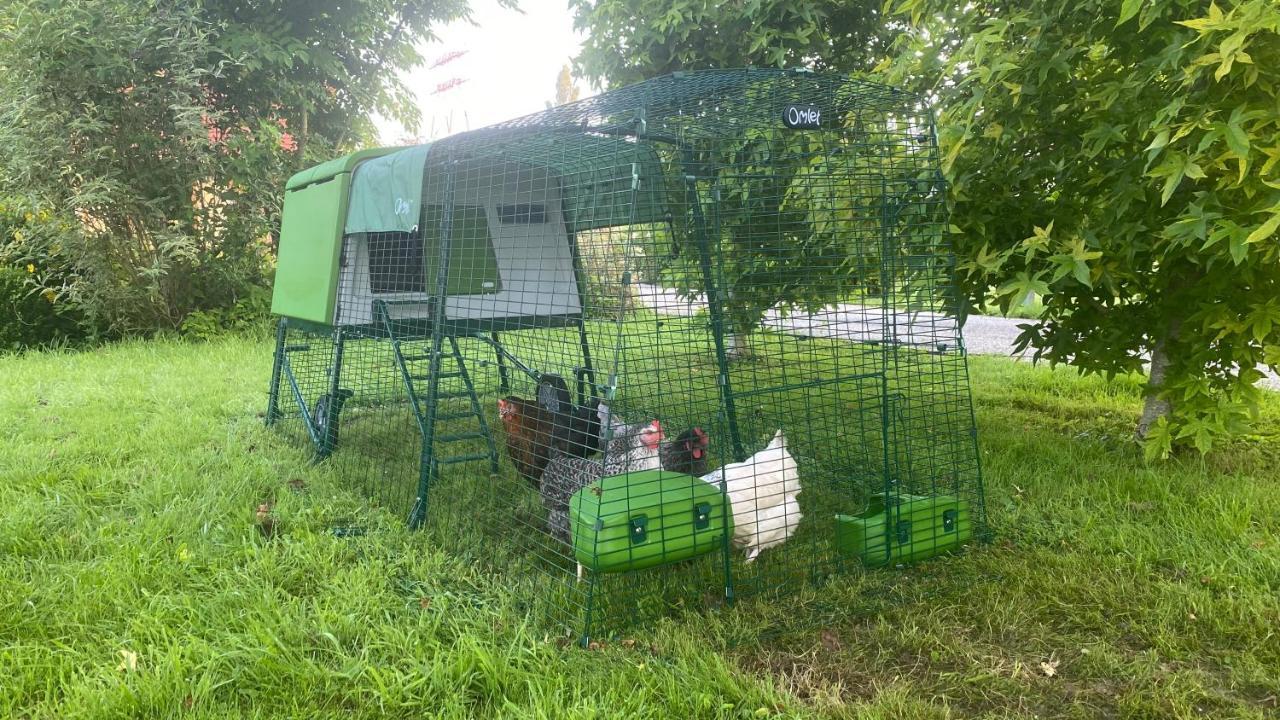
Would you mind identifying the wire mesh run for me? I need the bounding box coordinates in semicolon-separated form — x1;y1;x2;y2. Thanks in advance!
266;68;987;644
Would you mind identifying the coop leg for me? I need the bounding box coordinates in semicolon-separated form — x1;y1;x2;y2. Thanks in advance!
684;162;745;461
314;328;348;460
578;571;598;649
409;159;456;531
575;319;596;404
266;318;287;427
491;331;510;394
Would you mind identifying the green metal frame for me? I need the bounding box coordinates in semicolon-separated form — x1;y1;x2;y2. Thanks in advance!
263;68;988;646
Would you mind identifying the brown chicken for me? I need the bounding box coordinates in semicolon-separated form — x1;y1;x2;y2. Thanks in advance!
497;396;557;489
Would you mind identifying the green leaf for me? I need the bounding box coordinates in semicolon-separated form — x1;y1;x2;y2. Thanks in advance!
1225;126;1250;160
1072;259;1092;287
1117;0;1143;26
1144;129;1170;153
1160;170;1184;207
1229;232;1250;265
1246;212;1280;244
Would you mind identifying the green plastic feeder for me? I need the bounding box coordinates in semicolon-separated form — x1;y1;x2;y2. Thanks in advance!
570;470;731;573
835;492;972;567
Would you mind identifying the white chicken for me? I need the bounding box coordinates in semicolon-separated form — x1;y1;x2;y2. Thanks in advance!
700;429;802;563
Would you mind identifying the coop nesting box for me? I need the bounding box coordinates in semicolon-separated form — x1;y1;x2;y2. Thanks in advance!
264;67;988;645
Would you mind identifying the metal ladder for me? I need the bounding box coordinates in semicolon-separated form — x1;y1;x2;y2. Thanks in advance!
377;301;499;528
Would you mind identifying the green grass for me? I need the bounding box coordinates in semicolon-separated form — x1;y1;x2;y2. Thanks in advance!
1;336;1277;718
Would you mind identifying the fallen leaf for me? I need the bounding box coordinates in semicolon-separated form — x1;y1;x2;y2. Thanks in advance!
256;503;276;539
820;629;841;651
1040;659;1058;677
117;649;139;672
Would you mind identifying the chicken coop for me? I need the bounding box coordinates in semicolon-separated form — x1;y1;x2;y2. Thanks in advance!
266;68;987;643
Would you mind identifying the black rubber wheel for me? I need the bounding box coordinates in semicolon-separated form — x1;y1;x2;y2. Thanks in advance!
312;389;353;460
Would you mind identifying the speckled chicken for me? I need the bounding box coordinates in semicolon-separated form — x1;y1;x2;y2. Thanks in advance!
540;415;664;545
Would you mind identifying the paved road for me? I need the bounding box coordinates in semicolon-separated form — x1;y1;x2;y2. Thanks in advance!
634;284;1280;391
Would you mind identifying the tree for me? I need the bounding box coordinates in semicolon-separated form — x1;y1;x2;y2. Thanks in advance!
0;1;234;331
573;0;1280;453
571;1;894;88
880;0;1280;455
572;0;903;357
0;0;474;334
554;65;581;106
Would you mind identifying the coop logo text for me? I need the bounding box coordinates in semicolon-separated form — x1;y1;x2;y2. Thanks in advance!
782;105;822;129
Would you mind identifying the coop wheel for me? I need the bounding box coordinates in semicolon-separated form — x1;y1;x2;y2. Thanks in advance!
312;388;353;460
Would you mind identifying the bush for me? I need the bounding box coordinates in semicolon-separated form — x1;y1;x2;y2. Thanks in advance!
179;284;274;341
0;267;83;351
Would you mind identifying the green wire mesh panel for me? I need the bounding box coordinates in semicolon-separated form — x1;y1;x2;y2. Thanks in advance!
266;68;986;644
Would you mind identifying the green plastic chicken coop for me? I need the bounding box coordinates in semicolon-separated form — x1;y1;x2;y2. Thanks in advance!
265;68;988;644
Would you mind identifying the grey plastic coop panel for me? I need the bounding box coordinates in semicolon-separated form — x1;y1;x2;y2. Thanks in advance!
334;134;667;327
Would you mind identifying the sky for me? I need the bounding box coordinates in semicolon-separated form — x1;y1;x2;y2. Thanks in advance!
375;1;588;144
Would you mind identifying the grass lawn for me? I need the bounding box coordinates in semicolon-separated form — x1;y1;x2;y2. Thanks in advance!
1;334;1277;719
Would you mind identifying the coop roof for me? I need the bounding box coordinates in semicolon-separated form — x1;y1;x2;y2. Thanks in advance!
315;68;918;238
337;131;669;236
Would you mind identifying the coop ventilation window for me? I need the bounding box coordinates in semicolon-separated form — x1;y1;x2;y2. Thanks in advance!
366;204;502;296
497;203;547;224
368;233;426;294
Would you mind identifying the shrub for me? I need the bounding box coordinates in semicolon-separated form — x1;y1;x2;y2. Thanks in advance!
0;267;83;351
179;284;274;341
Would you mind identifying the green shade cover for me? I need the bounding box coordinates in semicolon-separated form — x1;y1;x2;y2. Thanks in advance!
344;144;433;234
339;133;669;236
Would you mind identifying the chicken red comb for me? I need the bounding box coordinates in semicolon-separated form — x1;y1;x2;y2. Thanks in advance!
641;419;663;448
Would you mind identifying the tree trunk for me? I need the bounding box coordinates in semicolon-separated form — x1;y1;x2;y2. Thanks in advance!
725;330;754;360
1135;319;1180;441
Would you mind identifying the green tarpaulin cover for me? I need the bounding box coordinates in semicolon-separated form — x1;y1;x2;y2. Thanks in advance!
344;144;433;234
341;133;670;236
